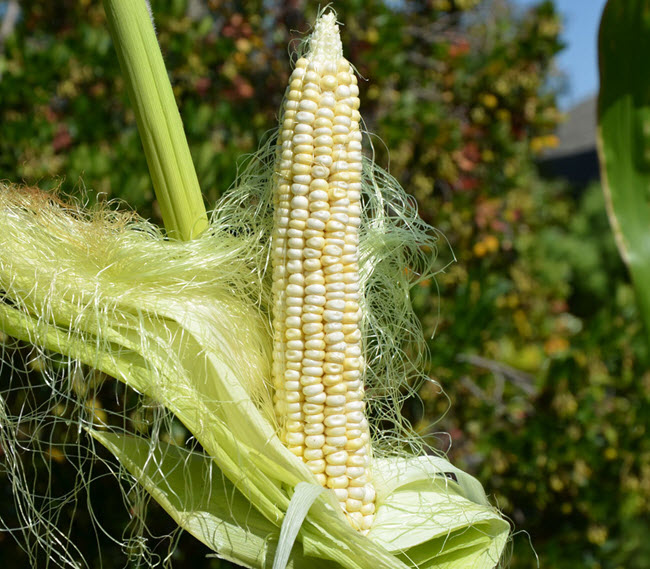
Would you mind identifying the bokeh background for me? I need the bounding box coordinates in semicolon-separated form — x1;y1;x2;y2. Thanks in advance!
1;1;649;568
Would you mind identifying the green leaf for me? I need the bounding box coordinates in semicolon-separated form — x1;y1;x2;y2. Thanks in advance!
88;430;337;569
89;432;508;569
369;456;510;569
598;0;650;341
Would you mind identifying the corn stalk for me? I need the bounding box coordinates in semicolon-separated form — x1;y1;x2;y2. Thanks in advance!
103;0;208;240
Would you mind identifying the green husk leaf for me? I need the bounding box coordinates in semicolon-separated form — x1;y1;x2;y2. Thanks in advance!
598;0;650;340
88;430;337;569
273;483;325;569
369;456;510;568
88;427;508;569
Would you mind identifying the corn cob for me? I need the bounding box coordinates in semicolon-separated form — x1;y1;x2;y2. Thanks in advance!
271;12;375;532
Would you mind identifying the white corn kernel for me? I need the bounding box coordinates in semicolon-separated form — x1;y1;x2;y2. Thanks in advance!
271;11;374;532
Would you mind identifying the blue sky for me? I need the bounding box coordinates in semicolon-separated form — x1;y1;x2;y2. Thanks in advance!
514;0;608;109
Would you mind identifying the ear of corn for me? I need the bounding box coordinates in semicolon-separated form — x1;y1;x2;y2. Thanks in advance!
0;7;511;568
271;13;375;531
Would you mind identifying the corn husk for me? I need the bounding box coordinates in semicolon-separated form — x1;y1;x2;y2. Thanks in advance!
0;173;508;569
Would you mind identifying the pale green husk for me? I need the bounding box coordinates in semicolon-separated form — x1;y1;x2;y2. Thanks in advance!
0;151;508;568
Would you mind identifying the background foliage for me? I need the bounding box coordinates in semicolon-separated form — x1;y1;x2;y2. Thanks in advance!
1;0;648;568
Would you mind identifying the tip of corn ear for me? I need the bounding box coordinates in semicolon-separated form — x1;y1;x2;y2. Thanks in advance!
307;11;343;66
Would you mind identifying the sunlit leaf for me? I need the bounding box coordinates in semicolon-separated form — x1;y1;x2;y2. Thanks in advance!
598;0;650;340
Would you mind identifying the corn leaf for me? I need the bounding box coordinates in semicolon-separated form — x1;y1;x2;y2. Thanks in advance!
90;429;508;569
598;0;650;340
369;457;510;569
89;430;337;569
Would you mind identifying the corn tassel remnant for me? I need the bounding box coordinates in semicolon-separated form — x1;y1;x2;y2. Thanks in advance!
271;13;375;532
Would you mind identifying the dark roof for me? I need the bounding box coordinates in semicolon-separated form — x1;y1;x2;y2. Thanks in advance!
538;95;599;186
544;96;597;159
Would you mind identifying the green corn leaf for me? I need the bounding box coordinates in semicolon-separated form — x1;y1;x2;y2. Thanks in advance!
598;0;650;340
89;429;508;569
88;430;337;569
369;456;510;569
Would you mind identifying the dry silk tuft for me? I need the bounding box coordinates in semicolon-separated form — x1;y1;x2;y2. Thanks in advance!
271;12;375;531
